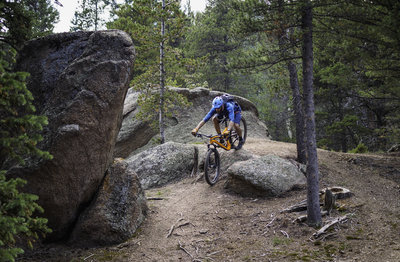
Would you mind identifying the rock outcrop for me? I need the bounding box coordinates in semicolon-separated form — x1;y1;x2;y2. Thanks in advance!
69;159;148;247
126;142;197;189
13;30;135;240
114;87;270;158
114;89;157;157
225;155;306;197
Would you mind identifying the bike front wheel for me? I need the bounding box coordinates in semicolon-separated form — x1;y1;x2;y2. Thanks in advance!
204;148;220;186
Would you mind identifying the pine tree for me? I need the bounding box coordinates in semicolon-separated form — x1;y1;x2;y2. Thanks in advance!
312;0;400;151
184;0;239;92
0;0;58;50
228;0;307;160
107;0;191;142
0;1;55;260
70;0;109;31
0;49;52;262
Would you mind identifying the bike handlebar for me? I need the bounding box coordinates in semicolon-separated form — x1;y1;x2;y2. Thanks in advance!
194;132;226;138
194;133;212;138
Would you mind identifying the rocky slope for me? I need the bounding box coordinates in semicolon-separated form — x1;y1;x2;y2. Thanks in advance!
23;138;400;262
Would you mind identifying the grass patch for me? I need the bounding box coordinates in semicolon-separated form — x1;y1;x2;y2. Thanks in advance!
92;249;121;261
346;235;362;240
272;236;292;246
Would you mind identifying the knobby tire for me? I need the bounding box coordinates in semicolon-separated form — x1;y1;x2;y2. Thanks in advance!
204;148;220;185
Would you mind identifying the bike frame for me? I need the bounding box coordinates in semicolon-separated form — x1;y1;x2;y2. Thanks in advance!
197;127;233;151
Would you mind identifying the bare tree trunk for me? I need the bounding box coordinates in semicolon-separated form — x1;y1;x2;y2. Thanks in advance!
159;0;165;144
301;0;321;228
288;61;307;164
94;0;98;31
277;0;307;164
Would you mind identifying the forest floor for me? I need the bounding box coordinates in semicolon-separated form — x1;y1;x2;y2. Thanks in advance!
22;138;400;262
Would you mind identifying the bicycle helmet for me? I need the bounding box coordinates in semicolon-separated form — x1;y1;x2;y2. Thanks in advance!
212;96;224;109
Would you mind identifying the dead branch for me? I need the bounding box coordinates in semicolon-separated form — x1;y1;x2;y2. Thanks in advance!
166;217;185;238
282;187;353;214
146;197;166;200
280;230;289;238
313;214;349;239
207;250;223;256
166;225;175;238
177;222;190;229
280;199;308;213
320;232;337;241
83;253;94;260
265;217;276;228
178;240;194;260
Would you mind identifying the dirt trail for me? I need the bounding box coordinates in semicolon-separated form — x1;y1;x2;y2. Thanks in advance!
23;138;400;261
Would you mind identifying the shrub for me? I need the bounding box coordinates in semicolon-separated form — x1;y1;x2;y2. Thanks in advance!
0;50;52;261
348;143;368;154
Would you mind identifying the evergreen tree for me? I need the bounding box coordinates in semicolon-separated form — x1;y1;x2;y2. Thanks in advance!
0;50;52;262
0;1;55;260
313;0;400;151
0;0;59;50
229;0;307;161
26;0;59;37
108;0;191;142
70;0;110;31
184;0;239;92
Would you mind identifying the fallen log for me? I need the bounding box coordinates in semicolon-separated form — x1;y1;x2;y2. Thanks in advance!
281;187;353;213
313;214;350;239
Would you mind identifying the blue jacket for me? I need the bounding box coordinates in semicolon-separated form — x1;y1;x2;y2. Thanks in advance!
203;101;240;123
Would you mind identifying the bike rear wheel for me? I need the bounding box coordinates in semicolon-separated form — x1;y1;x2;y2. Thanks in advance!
229;117;247;149
204;148;220;185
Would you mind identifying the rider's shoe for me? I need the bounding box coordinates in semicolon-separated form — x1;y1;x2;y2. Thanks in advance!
235;137;244;150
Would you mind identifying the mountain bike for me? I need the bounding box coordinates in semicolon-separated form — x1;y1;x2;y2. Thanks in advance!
221;116;247;149
195;117;247;185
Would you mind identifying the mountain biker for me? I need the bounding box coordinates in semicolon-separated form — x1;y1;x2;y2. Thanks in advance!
191;95;244;150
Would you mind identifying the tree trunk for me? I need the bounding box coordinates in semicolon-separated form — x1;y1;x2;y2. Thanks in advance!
277;0;306;164
288;61;307;164
94;0;98;31
301;0;321;228
159;0;165;144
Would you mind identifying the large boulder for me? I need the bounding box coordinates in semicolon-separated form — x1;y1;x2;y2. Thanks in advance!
196;148;255;175
114;87;270;158
13;30;135;240
126;142;196;189
69;159;148;247
114;89;157;157
225;155;306;197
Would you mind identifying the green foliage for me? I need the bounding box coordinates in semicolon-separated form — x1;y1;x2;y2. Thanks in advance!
0;64;52;259
0;50;52;168
183;0;240;92
134;87;191;130
313;0;400;152
70;0;110;31
0;59;52;259
108;0;192;130
0;19;52;258
108;0;192;84
0;0;59;50
348;143;368;154
25;0;59;37
0;171;52;262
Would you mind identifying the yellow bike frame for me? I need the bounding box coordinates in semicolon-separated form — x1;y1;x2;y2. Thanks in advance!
208;127;232;151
